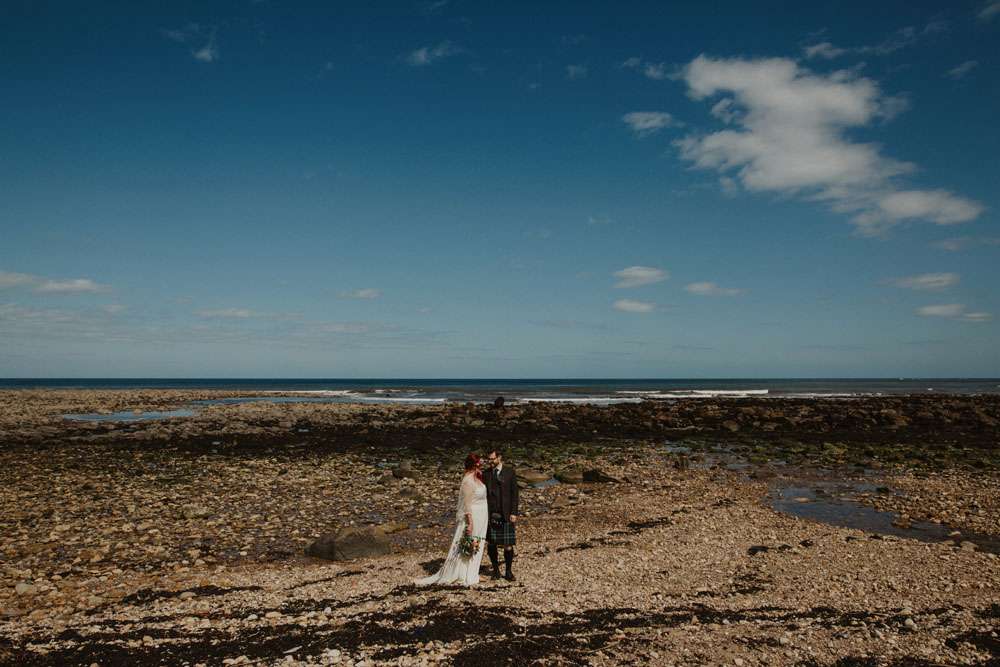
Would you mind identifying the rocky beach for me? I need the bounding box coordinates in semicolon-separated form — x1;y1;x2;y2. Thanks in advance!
1;391;999;666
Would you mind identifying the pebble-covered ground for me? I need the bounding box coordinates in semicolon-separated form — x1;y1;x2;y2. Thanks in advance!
1;393;998;665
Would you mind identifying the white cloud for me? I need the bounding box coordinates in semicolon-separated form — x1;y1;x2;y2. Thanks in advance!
613;299;655;313
979;1;1000;21
406;41;460;66
339;288;381;299
35;278;107;293
684;281;744;296
622;111;679;136
930;236;1000;252
853;190;984;230
915;304;991;321
101;304;127;314
566;64;588;80
0;271;36;289
887;273;959;290
613;266;669;288
947;60;979;80
672;55;984;236
621;57;642;69
196;308;259;318
917;304;964;317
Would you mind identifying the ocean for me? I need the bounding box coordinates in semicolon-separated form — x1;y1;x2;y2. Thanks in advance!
3;378;1000;405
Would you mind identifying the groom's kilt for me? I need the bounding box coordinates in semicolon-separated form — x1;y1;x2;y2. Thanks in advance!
487;517;516;546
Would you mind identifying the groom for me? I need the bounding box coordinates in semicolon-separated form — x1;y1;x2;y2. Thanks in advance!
484;447;518;581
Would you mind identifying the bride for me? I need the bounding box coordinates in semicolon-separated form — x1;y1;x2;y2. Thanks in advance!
415;453;488;587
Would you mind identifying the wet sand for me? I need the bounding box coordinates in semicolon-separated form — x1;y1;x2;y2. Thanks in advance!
1;392;998;665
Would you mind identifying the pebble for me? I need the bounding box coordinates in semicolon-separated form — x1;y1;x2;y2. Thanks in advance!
14;582;38;596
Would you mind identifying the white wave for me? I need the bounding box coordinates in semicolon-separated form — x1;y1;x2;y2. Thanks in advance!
354;396;447;404
633;389;770;399
515;397;643;404
260;390;360;396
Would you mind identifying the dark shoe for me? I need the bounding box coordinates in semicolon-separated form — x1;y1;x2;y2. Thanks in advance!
504;570;515;582
491;568;501;580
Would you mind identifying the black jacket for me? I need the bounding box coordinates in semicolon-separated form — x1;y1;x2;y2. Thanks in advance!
484;465;519;521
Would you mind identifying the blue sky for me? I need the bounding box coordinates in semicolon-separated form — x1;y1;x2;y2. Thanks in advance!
1;0;998;377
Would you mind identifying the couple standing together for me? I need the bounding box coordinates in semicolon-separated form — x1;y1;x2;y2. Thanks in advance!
416;448;519;587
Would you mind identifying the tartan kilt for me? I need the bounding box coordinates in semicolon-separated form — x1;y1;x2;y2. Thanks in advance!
486;518;516;546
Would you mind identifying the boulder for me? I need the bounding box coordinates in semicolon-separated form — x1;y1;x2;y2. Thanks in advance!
392;461;416;479
379;521;409;535
583;468;619;483
306;526;391;561
518;469;552;487
555;468;584;484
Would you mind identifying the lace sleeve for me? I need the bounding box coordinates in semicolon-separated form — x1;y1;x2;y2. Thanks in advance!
460;475;475;516
455;474;475;522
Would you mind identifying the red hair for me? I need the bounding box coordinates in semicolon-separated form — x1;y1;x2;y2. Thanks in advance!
464;453;483;482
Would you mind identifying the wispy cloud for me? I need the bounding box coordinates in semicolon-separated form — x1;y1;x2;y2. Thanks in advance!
684;281;744;296
672;55;984;236
566;64;588;80
802;42;848;59
930;236;1000;252
192;35;218;63
802;22;948;60
916;304;992;321
162;24;218;63
196;308;261;319
587;215;613;226
613;266;669;288
339;288;382;299
622;57;671;80
979;1;1000;21
613;299;655;313
36;278;108;293
532;319;614;332
406;41;461;66
419;0;450;14
2;271;109;293
947;60;979;80
886;273;959;290
0;271;36;289
101;304;127;315
622;111;680;137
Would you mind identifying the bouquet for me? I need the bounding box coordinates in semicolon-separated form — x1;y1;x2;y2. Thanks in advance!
458;533;482;558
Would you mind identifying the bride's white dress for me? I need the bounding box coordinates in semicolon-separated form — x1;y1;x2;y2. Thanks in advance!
415;472;488;587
